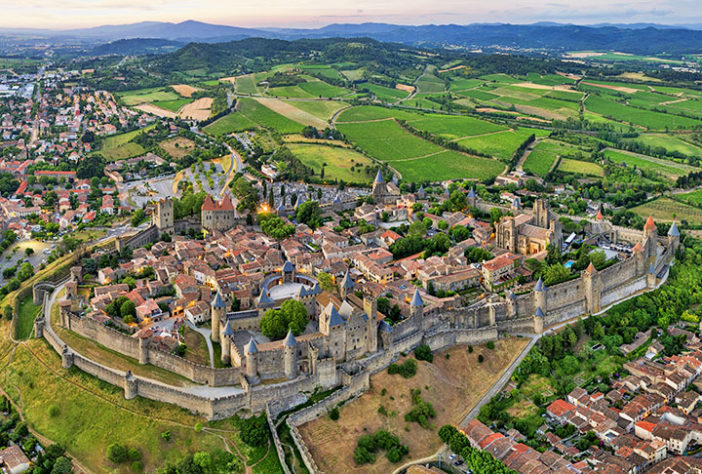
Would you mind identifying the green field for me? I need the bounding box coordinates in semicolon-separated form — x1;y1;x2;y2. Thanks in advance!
298;79;349;98
235;98;303;134
390;150;505;183
586;94;702;130
678;189;702;206
406;114;507;140
117;88;180;106
456;128;550;161
627;133;702;157
337;119;438;161
337;119;503;181
203;112;257;136
523;140;585;177
287;144;375;184
152;98;191;112
603;148;695;180
15;295;41;340
235;75;261;94
0;342;252;473
98;124;156;161
281;100;348;120
336;105;422;122
632;197;702;224
359;83;409;102
557;158;605;177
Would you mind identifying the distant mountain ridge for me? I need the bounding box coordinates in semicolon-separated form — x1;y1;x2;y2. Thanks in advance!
4;20;702;55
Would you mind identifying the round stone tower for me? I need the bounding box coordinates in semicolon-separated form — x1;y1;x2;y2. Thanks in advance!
283;330;298;379
124;370;138;400
244;338;258;379
211;291;227;343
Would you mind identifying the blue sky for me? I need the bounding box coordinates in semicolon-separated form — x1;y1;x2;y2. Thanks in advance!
3;0;701;29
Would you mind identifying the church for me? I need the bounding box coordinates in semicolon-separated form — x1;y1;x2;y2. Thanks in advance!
371;170;401;205
495;199;563;255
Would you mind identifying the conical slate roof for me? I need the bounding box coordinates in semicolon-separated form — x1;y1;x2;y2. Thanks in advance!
512;197;521;209
411;289;424;307
535;307;545;317
467;187;476;199
282;261;295;273
245;338;258;354
668;221;680;237
374;169;385;184
222;320;235;337
212;291;227;308
323;303;345;327
283;330;297;347
309;281;322;295
341;270;354;289
534;278;545;292
258;291;274;306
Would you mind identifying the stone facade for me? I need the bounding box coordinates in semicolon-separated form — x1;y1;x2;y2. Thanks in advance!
495;199;563;255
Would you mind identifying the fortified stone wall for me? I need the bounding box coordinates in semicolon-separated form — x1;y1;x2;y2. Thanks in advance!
265;405;292;474
599;258;638;292
611;225;644;244
545;278;584;312
63;312;240;386
255;350;285;380
600;277;647;308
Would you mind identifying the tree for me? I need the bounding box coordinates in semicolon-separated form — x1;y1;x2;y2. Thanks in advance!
259;214;295;239
542;264;570;286
237;413;269;447
120;300;136;319
230;176;259;213
50;457;73;474
449;189;467;211
317;272;335;293
81;258;97;275
3;305;12;321
464;247;493;264
130;209;146;227
106;443;127;464
260;299;308;339
408;220;427;236
296;200;322;229
414;345;433;363
193;452;212;471
24;248;34;257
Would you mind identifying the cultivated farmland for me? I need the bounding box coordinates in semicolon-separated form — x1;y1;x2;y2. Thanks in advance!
603;149;695;181
287;144;376;184
557;158;605;177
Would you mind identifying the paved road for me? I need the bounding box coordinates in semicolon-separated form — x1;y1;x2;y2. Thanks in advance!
185;320;214;368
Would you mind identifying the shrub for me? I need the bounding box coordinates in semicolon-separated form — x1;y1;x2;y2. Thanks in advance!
161;430;172;442
354;430;409;465
127;448;142;461
194;422;203;433
486;341;495;350
329;407;340;421
237;414;269;447
107;443;128;464
388;359;417;378
131;461;143;472
478;354;484;363
414;345;433;363
47;405;60;417
468;345;473;353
